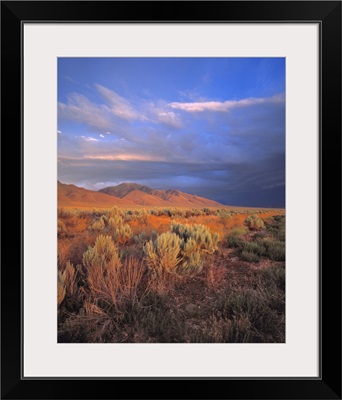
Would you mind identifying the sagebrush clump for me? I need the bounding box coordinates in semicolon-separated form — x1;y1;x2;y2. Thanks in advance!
144;223;220;278
83;235;121;304
245;215;265;230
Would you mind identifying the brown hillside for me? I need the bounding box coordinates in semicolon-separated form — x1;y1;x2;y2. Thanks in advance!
123;189;174;206
58;181;135;209
99;183;223;207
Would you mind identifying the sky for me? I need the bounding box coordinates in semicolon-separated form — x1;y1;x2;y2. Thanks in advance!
58;58;285;207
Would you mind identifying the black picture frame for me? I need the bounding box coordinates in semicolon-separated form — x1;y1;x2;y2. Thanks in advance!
1;1;341;399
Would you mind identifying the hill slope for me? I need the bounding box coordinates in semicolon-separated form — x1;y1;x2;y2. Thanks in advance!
58;181;135;209
98;182;222;207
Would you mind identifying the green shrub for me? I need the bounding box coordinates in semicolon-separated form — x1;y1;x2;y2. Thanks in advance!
83;234;121;272
170;222;220;254
245;215;265;231
261;265;285;291
144;232;181;277
144;223;220;279
262;239;285;261
241;241;266;257
216;289;284;342
240;250;260;263
226;234;244;248
178;251;203;276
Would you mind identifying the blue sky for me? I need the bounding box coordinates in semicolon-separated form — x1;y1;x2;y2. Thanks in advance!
58;58;285;207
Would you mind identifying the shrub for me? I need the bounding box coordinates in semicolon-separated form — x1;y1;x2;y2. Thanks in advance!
262;239;285;261
261;265;285;291
216;289;284;342
133;231;147;245
230;227;247;236
245;215;265;231
63;261;78;297
108;206;121;218
108;215;123;230
83;235;121;304
170;222;220;254
226;234;243;248
119;257;145;299
241;241;266;257
240;250;260;263
144;232;181;277
144;223;220;279
178;251;203;276
90;218;105;231
114;223;133;244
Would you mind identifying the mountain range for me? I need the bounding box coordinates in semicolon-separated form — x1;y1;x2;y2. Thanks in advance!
58;181;222;208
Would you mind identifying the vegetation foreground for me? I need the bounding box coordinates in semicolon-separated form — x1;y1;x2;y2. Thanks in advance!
58;207;285;343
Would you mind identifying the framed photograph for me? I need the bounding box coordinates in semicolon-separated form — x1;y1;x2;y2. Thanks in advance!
1;1;341;399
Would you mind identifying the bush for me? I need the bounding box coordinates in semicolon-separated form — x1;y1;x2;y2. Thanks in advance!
170;222;220;254
226;234;243;248
83;235;121;304
262;239;285;261
216;289;284;342
240;250;260;263
241;241;266;257
144;223;220;279
261;265;285;291
108;215;123;230
245;215;265;231
90;218;105;231
144;232;181;277
114;223;133;244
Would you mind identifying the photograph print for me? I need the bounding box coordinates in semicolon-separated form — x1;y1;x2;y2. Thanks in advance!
57;57;285;343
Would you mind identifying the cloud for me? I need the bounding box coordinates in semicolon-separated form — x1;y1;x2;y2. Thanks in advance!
57;130;62;135
99;134;105;138
59;85;185;133
59;93;114;130
95;84;145;121
81;136;99;142
84;154;163;162
156;110;182;129
169;94;284;113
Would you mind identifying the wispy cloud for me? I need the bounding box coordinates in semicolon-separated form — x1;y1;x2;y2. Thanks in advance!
84;154;163;161
59;93;113;130
95;84;145;121
81;136;99;142
99;134;105;138
169;94;284;113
